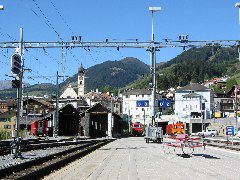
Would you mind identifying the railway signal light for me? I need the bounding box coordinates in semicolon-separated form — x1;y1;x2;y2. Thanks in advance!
12;80;20;88
11;53;22;76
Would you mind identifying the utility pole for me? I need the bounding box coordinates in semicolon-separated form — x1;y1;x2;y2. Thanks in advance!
149;7;161;126
110;94;114;138
54;71;59;138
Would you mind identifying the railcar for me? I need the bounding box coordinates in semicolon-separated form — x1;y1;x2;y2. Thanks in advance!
31;119;49;136
131;122;143;136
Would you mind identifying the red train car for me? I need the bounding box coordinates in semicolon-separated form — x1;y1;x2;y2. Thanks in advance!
31;120;49;136
131;122;143;136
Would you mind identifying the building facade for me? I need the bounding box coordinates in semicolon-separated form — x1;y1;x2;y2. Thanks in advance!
175;83;214;119
122;89;161;125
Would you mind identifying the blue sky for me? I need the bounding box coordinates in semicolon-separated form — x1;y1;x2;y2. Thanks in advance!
0;0;240;85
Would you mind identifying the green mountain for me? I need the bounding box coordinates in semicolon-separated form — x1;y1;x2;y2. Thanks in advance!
0;57;149;99
61;57;149;92
127;46;240;90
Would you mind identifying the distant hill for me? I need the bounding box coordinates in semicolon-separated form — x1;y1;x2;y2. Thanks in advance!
127;46;240;90
60;57;149;92
0;80;12;90
0;57;149;99
0;83;56;99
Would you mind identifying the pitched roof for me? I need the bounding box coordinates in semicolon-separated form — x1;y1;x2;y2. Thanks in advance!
176;83;210;92
182;93;202;98
23;98;54;108
122;89;152;95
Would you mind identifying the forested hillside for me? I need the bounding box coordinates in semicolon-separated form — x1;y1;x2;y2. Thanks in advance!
127;46;239;90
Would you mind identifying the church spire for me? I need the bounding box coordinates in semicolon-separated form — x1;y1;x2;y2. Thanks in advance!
78;63;85;74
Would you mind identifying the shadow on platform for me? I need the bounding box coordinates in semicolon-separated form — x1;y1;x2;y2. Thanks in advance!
176;153;220;159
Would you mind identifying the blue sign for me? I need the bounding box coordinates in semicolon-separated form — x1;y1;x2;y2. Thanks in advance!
226;126;235;135
158;100;171;108
136;100;149;107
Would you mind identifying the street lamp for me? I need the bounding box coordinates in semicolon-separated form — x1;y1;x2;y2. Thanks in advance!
149;7;161;126
0;5;4;10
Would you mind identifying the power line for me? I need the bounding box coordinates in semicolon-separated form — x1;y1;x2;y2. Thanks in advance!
32;0;63;41
50;0;74;35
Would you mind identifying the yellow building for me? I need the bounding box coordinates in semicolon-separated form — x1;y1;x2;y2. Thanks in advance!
0;111;16;132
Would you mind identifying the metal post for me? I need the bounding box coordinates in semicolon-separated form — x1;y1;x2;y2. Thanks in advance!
110;95;113;137
235;86;238;131
201;96;203;132
151;10;156;126
128;109;131;134
13;28;23;158
54;71;59;138
143;108;146;126
238;45;240;61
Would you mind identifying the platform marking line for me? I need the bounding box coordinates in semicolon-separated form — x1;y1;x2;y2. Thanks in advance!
206;146;240;156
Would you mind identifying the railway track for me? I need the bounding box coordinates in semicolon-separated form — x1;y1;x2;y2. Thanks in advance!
0;138;88;156
0;139;114;179
204;138;240;151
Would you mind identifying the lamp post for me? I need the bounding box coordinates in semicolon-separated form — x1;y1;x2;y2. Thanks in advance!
149;6;161;126
235;3;240;131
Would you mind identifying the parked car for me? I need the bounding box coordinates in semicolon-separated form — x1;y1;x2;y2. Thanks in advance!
193;129;218;137
235;131;240;138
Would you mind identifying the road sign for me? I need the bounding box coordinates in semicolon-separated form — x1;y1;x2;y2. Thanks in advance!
136;100;149;107
226;126;235;135
11;53;22;76
158;100;171;108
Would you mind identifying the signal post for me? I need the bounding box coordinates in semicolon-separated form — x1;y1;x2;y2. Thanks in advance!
11;28;23;158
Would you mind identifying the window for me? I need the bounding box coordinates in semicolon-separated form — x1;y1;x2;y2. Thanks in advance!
142;94;144;98
80;81;82;85
126;95;129;98
0;118;10;122
4;125;11;129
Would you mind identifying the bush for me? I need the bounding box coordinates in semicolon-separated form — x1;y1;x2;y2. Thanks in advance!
0;130;11;140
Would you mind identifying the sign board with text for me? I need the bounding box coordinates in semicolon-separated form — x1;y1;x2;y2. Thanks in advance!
158;100;171;108
136;100;149;107
226;126;235;136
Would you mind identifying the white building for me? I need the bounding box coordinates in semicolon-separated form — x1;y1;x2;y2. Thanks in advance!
175;83;214;119
122;89;161;125
60;85;78;99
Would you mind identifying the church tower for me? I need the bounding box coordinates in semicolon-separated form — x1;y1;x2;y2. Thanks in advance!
78;63;85;98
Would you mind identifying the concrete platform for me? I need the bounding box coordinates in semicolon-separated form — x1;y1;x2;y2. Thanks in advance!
44;137;240;180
